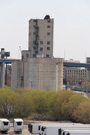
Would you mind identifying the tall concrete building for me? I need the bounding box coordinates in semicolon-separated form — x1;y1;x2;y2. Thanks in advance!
28;15;53;58
11;15;64;91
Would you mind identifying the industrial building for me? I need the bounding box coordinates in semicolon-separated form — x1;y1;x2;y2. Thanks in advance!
11;58;63;91
11;15;64;91
22;15;54;60
63;59;90;86
28;15;53;58
63;67;89;86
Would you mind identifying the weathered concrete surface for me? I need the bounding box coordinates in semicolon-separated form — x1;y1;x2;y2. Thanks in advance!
0;63;5;88
11;58;64;91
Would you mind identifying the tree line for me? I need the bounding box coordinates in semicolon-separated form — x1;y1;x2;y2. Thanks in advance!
0;87;90;124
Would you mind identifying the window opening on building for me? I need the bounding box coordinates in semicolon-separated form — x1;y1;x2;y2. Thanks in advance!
47;32;50;36
47;20;50;23
47;41;50;44
33;54;36;57
33;20;37;22
47;47;50;50
33;32;36;35
47;26;51;28
33;46;36;50
40;41;43;44
46;54;49;57
26;54;29;58
40;48;43;51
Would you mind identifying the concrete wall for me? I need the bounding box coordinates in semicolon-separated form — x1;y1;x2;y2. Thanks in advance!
0;63;5;88
22;50;31;61
11;58;64;91
11;61;23;89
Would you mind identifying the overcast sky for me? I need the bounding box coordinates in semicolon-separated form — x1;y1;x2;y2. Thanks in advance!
0;0;90;62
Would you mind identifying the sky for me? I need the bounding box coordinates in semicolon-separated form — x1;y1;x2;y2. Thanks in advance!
0;0;90;62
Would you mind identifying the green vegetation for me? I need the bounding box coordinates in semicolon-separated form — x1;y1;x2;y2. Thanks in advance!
82;82;90;89
0;87;90;123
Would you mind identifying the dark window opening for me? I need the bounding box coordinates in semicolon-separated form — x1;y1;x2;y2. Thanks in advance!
33;46;36;50
47;41;50;44
47;32;50;36
47;20;50;23
3;122;9;125
46;54;49;57
47;47;50;50
33;25;35;28
41;127;46;131
33;20;37;22
47;26;50;28
26;54;29;58
33;54;36;57
38;126;40;130
40;41;43;44
33;32;36;35
40;48;43;51
17;122;22;126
